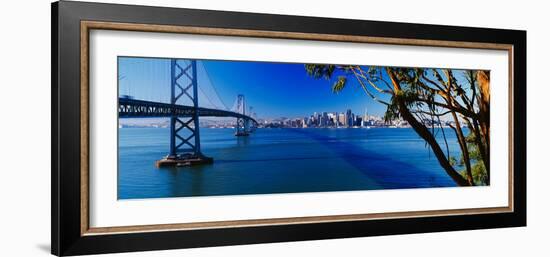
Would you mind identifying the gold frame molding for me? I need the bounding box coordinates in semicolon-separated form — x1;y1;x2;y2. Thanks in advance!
80;20;514;236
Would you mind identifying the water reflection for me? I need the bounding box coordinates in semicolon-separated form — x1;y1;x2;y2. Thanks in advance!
158;166;206;197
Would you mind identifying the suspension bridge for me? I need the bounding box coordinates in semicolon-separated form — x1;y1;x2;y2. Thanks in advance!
118;58;258;167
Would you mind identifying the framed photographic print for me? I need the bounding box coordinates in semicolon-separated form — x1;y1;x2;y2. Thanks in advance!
51;1;526;256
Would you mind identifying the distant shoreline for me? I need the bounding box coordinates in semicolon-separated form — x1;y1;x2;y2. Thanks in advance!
118;125;464;129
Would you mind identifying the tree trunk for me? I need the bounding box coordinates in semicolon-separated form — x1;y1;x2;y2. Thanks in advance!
450;111;474;185
477;70;491;182
386;68;471;186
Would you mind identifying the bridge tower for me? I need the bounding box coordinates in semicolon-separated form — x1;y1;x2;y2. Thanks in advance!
248;106;256;132
235;94;250;136
156;59;213;167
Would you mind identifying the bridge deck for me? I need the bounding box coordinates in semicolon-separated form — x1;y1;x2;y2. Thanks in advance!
118;98;257;123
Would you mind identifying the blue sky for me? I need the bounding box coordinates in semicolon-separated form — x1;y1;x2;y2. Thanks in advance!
202;60;387;118
118;57;474;119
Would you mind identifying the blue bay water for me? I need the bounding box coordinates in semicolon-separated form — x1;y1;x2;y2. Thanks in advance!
118;127;462;199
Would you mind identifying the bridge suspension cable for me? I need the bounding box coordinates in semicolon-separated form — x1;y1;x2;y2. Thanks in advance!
197;85;221;110
119;58;240;112
197;61;230;111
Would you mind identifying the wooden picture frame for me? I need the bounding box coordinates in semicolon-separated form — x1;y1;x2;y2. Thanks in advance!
52;1;526;256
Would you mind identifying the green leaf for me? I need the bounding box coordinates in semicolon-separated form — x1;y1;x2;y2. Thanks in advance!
332;76;347;93
304;64;335;80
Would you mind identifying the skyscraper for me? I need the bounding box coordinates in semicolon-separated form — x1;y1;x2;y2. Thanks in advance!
355;116;363;127
346;109;353;127
338;113;346;127
322;112;328;127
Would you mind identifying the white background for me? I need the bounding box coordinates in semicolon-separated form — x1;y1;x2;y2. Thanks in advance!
0;0;547;256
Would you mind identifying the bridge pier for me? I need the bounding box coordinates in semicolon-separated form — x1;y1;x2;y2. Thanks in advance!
235;118;250;136
156;59;213;168
234;94;250;136
156;154;213;167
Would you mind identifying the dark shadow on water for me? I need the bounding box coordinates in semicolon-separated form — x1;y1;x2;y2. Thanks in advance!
291;129;456;189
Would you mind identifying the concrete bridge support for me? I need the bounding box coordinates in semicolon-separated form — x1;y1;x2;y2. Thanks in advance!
156;59;213;167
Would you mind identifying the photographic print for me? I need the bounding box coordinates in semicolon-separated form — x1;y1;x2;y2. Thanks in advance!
117;57;490;200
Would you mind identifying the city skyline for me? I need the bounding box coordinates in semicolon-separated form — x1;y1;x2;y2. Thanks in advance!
119;106;460;129
119;103;462;124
